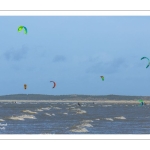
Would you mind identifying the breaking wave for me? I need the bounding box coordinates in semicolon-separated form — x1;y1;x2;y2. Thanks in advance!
8;115;36;120
22;115;36;119
70;128;88;133
53;107;62;109
70;107;75;109
80;123;93;127
102;105;112;107
70;125;89;133
114;116;126;120
0;119;5;122
35;109;43;111
9;116;25;121
105;118;114;121
70;120;93;133
45;113;51;116
41;107;51;110
0;123;7;126
63;113;68;115
81;120;93;123
22;110;37;114
76;110;87;114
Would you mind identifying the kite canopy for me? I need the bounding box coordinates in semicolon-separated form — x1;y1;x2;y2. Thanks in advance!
138;99;143;102
18;26;27;34
100;76;104;81
50;81;56;88
141;57;149;61
141;57;150;68
24;84;27;90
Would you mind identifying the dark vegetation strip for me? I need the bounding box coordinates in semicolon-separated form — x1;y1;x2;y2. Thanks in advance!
0;94;150;100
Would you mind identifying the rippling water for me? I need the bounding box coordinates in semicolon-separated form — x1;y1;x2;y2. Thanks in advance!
0;101;150;134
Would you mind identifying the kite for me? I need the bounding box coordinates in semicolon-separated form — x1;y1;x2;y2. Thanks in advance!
18;26;27;34
50;81;56;88
100;76;104;81
141;57;150;68
24;84;27;90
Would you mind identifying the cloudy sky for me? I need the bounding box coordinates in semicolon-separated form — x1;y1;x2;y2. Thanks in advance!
0;16;150;96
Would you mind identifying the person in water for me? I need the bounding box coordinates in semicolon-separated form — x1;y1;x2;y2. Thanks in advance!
78;102;81;106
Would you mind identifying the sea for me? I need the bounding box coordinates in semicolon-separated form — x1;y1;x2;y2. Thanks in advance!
0;101;150;134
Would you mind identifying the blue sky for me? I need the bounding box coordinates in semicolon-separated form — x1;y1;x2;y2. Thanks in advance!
0;16;150;96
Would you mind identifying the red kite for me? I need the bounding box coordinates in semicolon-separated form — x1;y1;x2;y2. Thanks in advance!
50;81;56;88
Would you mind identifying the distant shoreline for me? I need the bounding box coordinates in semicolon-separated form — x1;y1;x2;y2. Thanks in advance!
0;94;150;101
0;99;150;104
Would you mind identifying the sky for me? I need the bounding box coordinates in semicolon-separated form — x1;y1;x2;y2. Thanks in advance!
0;16;150;96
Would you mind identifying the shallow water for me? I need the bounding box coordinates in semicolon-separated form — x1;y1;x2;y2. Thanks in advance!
0;101;150;134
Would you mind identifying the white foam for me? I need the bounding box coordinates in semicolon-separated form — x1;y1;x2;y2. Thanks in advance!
76;110;87;114
45;113;51;116
102;105;112;107
81;120;93;123
21;115;36;119
36;109;43;111
14;102;21;104
41;107;51;110
70;128;88;133
9;114;36;120
53;107;62;109
0;127;5;130
0;123;7;126
80;123;93;127
9;116;25;121
114;116;126;120
95;118;100;120
0;119;5;122
63;113;68;115
105;118;114;121
22;110;37;114
72;108;81;111
52;113;55;116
